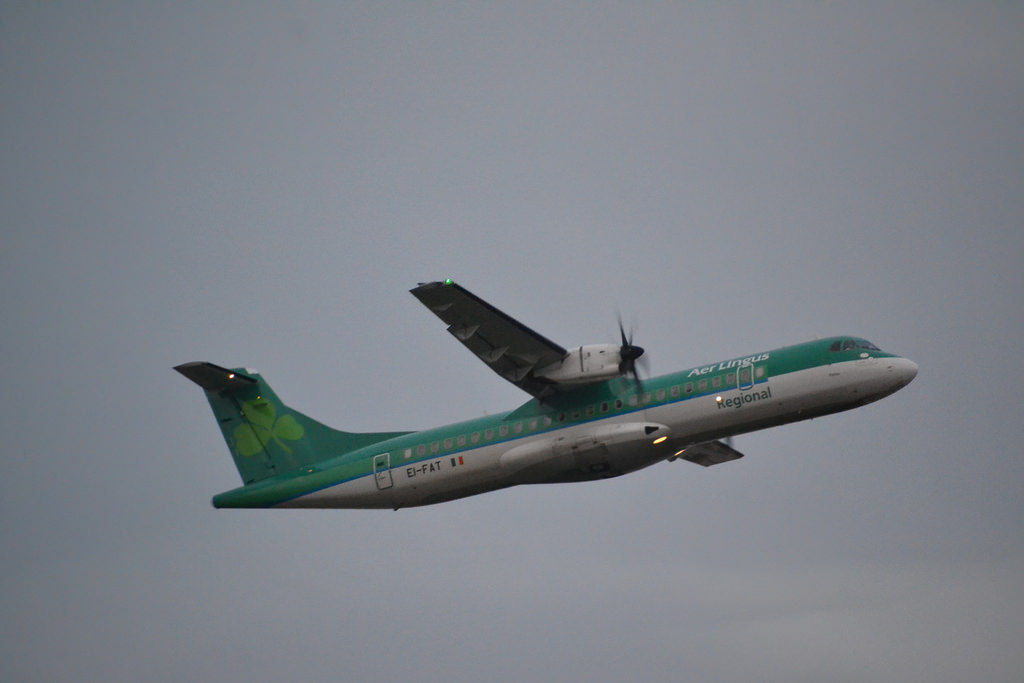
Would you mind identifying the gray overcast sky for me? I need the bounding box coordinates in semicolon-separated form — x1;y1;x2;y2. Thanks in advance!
2;3;1022;682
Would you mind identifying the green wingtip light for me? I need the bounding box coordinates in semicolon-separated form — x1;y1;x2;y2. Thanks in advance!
444;278;453;285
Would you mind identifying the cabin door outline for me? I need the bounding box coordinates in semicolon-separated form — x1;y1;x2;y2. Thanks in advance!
373;453;393;490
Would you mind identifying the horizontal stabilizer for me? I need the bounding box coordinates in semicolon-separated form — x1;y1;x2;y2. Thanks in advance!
676;439;745;467
174;362;256;392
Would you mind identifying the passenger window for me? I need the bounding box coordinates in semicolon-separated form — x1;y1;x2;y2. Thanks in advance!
586;406;594;417
671;385;679;398
471;432;479;444
685;382;694;394
529;419;538;430
739;367;752;384
726;373;736;385
712;376;721;389
485;428;494;440
457;435;466;447
698;379;708;392
443;438;453;449
431;442;439;454
615;399;623;409
657;389;665;401
417;444;426;456
601;402;609;412
499;425;508;437
404;448;412;459
755;366;765;379
514;422;522;434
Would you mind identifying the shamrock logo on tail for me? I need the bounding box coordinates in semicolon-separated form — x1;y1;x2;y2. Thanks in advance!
233;399;305;456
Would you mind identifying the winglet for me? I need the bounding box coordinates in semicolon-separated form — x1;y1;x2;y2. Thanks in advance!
174;362;257;392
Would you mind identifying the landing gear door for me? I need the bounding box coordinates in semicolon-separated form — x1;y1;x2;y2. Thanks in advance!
373;453;393;490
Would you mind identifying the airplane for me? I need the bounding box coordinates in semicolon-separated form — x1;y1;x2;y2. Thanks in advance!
176;279;918;510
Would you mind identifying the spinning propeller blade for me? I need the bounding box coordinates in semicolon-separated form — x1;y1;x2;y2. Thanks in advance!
617;316;646;394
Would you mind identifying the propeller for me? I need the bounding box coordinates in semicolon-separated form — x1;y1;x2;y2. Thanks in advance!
618;316;647;393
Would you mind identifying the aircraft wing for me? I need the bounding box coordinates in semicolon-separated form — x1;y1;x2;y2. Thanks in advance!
411;280;567;397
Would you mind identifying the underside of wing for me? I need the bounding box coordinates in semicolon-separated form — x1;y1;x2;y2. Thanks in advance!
411;280;567;397
674;439;745;467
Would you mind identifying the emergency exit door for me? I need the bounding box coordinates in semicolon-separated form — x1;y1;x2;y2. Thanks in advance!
738;363;756;391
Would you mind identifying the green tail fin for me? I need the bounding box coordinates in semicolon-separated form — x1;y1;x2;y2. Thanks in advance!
176;362;410;485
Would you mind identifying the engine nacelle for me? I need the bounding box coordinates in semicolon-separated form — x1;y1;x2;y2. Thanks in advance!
534;344;623;385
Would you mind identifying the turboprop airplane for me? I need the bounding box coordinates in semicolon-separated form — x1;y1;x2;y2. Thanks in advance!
176;280;918;509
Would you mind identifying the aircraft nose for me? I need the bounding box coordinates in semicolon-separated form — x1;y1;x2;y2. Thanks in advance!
890;357;919;387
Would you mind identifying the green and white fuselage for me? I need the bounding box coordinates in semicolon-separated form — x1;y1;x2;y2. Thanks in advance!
177;283;917;510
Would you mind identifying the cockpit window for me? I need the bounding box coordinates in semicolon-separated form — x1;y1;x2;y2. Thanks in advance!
830;339;880;352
